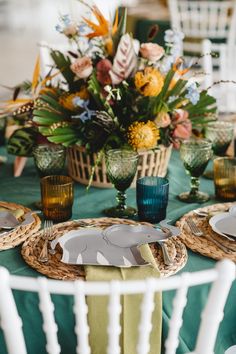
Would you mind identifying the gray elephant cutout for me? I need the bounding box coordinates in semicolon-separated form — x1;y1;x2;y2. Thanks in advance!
51;220;180;267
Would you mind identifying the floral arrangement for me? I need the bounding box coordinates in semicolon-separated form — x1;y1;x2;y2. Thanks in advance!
2;2;217;157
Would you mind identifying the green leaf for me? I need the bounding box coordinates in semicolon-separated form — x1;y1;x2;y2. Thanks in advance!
151;68;175;113
50;50;76;91
39;93;70;115
33;116;60;125
112;8;127;53
160;68;175;100
7;127;37;156
33;109;63;120
88;72;114;117
51;127;75;135
166;79;188;99
47;134;78;145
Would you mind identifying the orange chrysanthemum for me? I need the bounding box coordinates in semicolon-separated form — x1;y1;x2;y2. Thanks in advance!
134;67;164;97
59;89;89;111
127;121;160;150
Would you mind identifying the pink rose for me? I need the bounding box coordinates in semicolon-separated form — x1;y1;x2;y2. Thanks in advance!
155;111;171;128
140;43;165;62
63;24;78;37
172;109;192;147
70;57;93;79
96;59;112;85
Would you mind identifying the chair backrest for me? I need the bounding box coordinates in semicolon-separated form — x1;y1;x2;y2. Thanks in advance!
0;260;234;354
168;0;236;54
202;39;236;113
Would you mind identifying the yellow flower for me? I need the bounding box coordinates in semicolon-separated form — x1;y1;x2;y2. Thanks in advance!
59;89;89;111
104;37;114;56
134;67;164;97
127;121;160;150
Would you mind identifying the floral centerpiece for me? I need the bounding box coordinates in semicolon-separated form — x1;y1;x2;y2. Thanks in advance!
2;2;217;184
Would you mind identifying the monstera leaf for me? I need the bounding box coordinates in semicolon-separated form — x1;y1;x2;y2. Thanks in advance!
109;33;137;85
7;127;38;157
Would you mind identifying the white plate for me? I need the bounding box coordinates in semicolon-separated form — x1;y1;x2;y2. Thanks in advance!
209;212;236;238
229;205;236;217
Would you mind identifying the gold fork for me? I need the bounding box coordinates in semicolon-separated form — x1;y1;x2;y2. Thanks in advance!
38;220;53;263
186;217;235;253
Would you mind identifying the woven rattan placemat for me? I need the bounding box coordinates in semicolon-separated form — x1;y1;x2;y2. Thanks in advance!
0;201;41;250
176;202;236;261
21;218;188;279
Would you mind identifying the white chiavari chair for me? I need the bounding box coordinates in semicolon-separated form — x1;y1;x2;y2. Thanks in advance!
202;39;236;114
168;0;236;57
0;260;234;354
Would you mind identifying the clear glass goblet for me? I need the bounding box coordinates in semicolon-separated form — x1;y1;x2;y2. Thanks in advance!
204;121;234;179
104;149;139;218
178;138;212;203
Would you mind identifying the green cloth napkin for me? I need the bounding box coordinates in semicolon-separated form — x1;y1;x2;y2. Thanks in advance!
85;244;162;354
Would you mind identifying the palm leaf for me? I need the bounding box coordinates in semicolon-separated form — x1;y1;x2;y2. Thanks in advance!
50;50;77;91
38;93;71;115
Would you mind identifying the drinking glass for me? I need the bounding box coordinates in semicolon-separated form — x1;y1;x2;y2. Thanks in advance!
204;121;234;179
213;157;236;201
33;144;66;177
41;175;74;222
178;139;212;203
104;149;139;218
205;121;234;156
137;177;169;223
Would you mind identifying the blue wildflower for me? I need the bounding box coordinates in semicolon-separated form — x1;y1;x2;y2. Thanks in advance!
186;82;200;105
55;24;63;33
159;56;174;74
72;98;95;122
61;14;71;26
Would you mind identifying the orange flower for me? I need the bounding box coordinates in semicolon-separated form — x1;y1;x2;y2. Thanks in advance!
134;67;164;97
59;89;89;111
127;121;160;150
173;57;190;76
83;6;118;39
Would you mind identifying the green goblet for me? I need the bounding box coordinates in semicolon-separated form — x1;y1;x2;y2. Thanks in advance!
178;139;212;203
205;121;234;156
104;149;139;218
204;121;234;179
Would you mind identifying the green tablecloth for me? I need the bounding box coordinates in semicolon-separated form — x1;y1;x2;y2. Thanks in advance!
0;148;236;354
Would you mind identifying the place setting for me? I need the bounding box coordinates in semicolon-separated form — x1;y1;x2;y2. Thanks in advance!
177;203;236;261
20;147;188;280
176;136;236;260
0;201;41;250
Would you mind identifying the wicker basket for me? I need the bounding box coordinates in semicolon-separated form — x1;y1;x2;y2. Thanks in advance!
67;145;173;188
